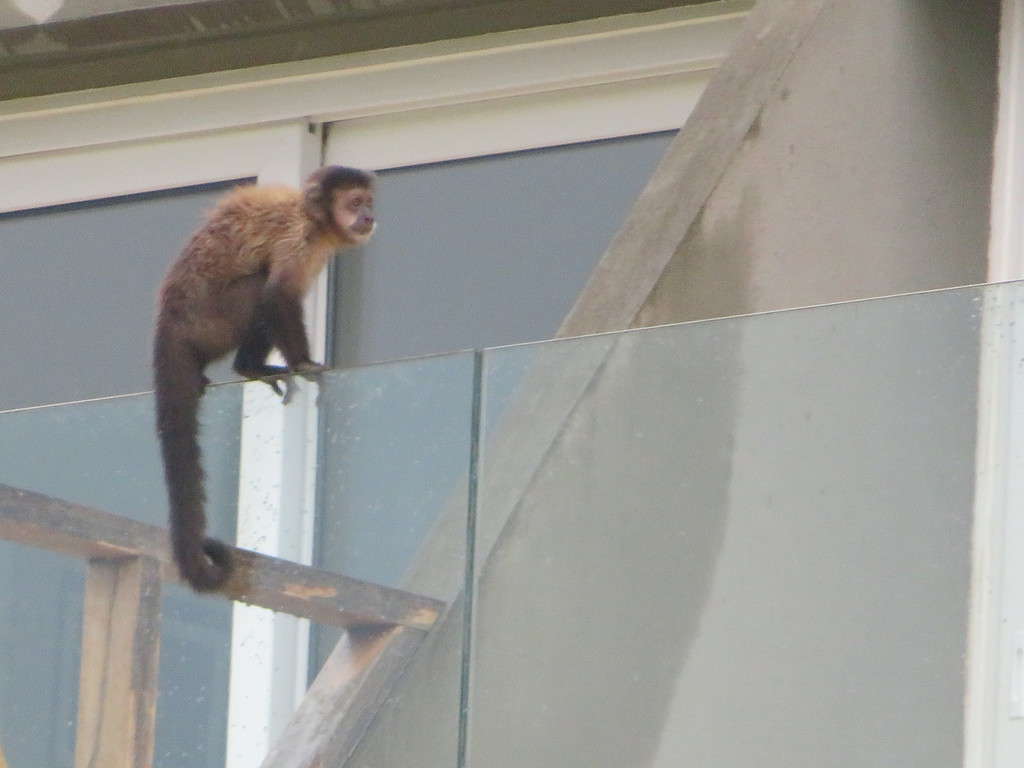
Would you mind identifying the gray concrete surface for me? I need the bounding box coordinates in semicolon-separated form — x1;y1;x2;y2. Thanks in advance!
562;0;998;334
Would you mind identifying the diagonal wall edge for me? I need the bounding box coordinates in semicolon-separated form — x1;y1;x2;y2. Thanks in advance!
558;0;834;338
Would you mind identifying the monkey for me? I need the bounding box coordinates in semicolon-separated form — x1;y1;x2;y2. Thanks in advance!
153;165;376;592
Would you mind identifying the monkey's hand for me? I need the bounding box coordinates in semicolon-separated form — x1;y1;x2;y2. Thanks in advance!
273;362;329;405
293;360;330;382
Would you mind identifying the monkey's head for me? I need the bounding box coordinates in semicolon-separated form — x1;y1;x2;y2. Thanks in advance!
303;165;376;246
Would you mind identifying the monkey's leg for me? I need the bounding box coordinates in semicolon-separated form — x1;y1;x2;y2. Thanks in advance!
263;282;318;370
254;281;334;400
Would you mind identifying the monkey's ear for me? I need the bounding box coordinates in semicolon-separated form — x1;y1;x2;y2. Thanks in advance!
301;168;332;228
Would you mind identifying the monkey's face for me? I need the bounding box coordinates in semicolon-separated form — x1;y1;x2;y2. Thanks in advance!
331;186;376;245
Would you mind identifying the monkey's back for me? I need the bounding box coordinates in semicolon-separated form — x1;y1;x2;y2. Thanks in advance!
156;186;305;349
170;186;304;287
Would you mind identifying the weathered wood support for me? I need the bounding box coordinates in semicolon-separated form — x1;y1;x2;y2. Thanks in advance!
0;484;443;629
260;625;427;768
75;556;162;768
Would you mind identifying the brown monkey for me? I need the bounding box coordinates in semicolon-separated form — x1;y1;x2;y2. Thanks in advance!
154;165;375;591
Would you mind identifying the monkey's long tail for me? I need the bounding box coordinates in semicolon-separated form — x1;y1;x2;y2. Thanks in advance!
153;331;233;592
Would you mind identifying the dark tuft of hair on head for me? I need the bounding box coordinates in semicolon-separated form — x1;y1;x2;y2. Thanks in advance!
302;165;375;229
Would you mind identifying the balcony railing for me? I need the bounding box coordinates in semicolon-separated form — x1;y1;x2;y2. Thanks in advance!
1;280;1015;768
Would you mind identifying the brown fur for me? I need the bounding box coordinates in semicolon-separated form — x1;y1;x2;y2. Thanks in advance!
154;167;374;591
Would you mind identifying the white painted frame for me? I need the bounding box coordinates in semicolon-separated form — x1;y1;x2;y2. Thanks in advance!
224;124;326;768
967;0;1024;766
325;70;714;170
0;4;747;766
0;1;749;169
0;125;305;213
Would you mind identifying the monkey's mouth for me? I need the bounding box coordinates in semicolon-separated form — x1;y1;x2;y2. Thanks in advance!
352;221;376;238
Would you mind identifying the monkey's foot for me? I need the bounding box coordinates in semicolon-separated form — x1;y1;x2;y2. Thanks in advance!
253;372;300;404
279;376;299;405
240;369;293;402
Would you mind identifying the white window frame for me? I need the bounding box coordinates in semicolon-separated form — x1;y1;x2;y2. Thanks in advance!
968;0;1024;765
0;3;747;766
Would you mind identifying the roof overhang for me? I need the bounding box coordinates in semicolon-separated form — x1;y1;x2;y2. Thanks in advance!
1;0;714;99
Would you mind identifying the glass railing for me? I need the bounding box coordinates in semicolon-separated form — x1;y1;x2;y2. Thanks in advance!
0;383;243;768
469;282;987;768
0;280;1006;768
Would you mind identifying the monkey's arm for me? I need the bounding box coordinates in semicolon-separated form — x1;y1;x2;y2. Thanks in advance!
261;261;330;377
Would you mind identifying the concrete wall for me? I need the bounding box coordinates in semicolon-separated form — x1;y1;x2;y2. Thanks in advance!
636;0;998;326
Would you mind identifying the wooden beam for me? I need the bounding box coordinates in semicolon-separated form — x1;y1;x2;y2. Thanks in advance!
259;625;426;768
0;484;443;629
74;556;162;768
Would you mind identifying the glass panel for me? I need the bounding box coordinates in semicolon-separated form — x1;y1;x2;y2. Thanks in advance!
471;284;986;768
311;352;474;768
0;546;81;766
0;385;242;768
314;353;473;599
0;279;1000;768
0;348;474;768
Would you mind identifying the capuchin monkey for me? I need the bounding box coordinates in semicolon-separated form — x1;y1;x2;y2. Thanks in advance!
154;166;376;592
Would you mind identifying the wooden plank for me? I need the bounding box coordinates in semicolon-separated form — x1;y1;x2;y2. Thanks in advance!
226;549;441;631
259;625;426;768
0;484;443;630
74;557;162;768
558;0;834;337
0;743;8;768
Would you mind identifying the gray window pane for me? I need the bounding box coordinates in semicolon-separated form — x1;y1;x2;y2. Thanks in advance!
0;183;239;411
331;132;674;367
